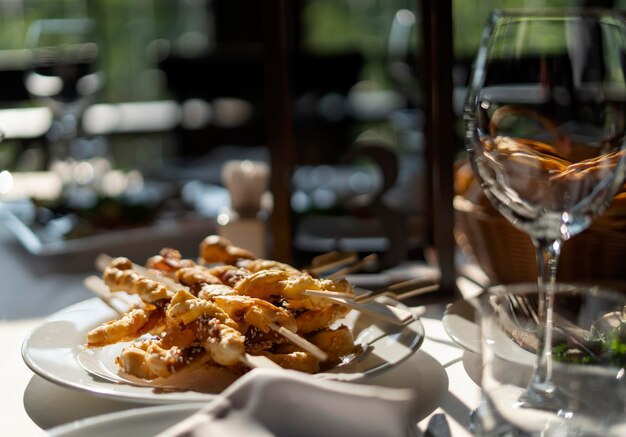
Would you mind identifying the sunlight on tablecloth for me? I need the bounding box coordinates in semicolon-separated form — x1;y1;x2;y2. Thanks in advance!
0;319;44;437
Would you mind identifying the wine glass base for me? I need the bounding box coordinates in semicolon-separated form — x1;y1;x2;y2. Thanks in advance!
518;382;565;412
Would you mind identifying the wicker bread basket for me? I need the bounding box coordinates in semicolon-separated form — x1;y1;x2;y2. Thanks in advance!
454;161;626;288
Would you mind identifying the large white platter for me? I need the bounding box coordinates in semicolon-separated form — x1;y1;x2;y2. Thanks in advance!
22;297;424;404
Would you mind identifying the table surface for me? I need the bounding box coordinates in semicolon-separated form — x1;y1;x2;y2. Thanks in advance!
0;222;482;437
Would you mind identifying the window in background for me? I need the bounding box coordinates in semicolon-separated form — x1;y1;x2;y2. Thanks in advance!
292;0;427;268
0;0;212;171
294;0;590;267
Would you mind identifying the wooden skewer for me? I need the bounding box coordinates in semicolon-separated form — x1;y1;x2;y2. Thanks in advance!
84;274;151;314
300;288;418;325
307;251;358;276
394;283;440;301
357;283;441;304
240;353;283;370
267;322;328;362
321;296;415;326
94;253;111;272
95;253;187;294
83;275;131;316
300;289;356;300
326;253;378;280
386;277;439;292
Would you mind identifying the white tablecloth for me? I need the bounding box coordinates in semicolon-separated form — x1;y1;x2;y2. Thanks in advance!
1;311;481;437
0;224;482;436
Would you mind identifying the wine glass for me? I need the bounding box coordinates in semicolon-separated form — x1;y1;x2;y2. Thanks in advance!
24;18;102;164
464;9;626;412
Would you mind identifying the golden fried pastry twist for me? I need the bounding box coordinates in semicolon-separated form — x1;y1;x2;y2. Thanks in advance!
282;276;354;311
241;258;301;274
206;265;252;287
175;266;223;293
165;291;245;367
211;294;297;333
116;340;159;380
116;338;206;379
260;350;320;373
235;270;354;311
295;304;351;334
143;342;188;378
197;284;239;299
234;269;293;299
103;259;173;303
199;319;245;366
307;326;358;364
145;248;196;278
167;290;237;329
199;235;256;265
87;308;152;347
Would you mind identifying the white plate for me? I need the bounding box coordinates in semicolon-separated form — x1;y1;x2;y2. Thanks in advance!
22;297;424;404
441;298;481;354
442;297;538;364
48;403;204;437
47;365;422;437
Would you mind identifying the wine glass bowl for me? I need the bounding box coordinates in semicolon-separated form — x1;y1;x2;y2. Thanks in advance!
466;11;626;243
464;7;626;427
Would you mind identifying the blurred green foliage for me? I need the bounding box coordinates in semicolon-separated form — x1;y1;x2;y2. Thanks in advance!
0;0;208;103
0;0;616;105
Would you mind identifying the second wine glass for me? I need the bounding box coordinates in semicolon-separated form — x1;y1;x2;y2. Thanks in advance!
464;9;626;411
24;18;102;164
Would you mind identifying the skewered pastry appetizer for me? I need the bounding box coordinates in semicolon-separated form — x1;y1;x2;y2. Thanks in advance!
85;236;361;386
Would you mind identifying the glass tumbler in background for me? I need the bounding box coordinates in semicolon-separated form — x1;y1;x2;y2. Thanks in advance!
478;283;626;436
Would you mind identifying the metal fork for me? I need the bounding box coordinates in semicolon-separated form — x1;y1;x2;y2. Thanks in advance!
506;293;605;363
505;293;540;331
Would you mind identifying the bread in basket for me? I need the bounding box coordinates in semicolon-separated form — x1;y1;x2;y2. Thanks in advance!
454;160;626;288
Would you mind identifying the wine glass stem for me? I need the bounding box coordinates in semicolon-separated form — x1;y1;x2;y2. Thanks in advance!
520;238;562;409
